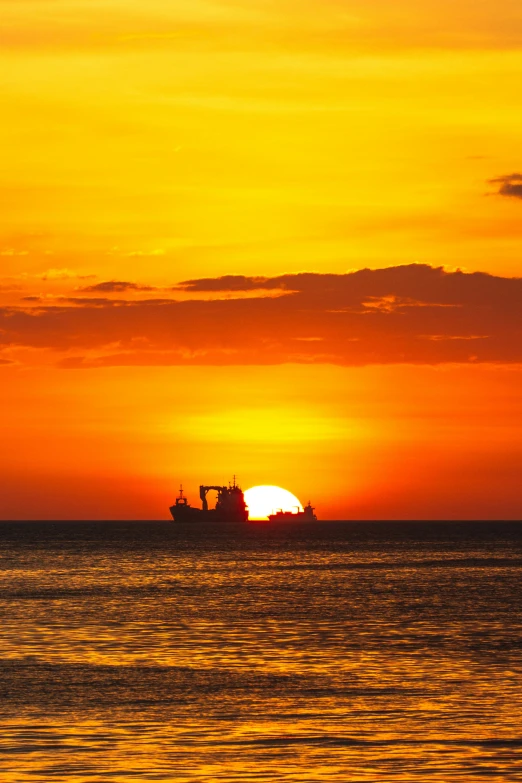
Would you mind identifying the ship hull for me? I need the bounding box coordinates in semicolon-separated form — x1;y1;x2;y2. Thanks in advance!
169;505;202;522
267;510;317;522
170;507;248;523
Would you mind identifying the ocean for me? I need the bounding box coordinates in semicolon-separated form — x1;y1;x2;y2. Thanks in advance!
1;520;521;782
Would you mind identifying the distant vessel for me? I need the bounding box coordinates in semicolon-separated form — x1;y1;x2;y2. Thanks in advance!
267;501;317;522
169;477;249;523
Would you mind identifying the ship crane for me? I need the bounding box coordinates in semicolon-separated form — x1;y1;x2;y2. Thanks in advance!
199;485;227;512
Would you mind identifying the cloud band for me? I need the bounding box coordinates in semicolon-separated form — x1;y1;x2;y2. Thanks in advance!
1;265;521;368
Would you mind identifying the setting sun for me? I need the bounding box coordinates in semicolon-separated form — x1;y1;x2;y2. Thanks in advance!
244;485;303;520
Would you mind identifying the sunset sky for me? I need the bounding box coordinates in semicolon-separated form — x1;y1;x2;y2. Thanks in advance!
1;0;522;519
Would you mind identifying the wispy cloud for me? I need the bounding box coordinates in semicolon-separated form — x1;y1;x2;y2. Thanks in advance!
41;268;96;281
0;248;29;256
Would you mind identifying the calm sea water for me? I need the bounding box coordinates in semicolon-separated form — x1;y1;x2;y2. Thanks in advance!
1;521;521;782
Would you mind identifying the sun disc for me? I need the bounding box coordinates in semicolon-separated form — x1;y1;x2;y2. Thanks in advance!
244;485;303;520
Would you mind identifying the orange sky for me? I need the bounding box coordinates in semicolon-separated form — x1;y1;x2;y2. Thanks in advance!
1;0;522;519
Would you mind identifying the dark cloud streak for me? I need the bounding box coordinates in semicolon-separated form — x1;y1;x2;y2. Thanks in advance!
176;275;286;292
489;173;522;199
78;280;157;293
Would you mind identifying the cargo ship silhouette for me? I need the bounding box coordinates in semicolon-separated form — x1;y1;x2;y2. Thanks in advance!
169;478;318;522
169;477;249;523
268;502;317;522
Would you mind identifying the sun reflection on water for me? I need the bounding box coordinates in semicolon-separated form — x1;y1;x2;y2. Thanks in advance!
0;522;521;782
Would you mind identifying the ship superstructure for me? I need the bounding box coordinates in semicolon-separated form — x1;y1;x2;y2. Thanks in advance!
169;485;202;522
170;477;249;523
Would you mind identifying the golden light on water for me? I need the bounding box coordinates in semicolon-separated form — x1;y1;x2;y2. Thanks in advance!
244;485;303;520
